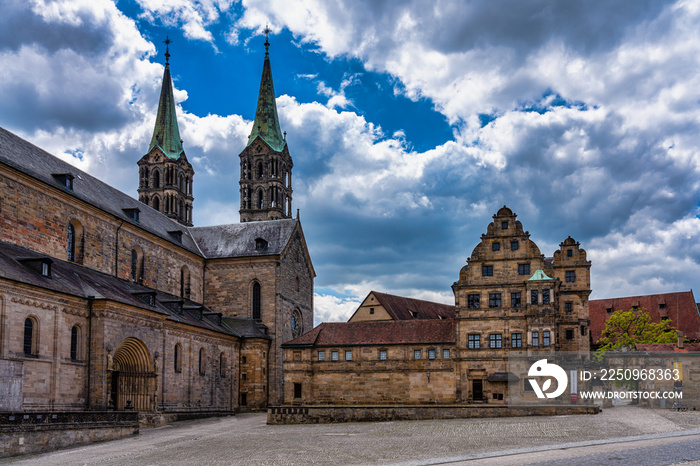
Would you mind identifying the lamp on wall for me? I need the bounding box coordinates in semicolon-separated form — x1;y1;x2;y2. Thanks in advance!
427;371;431;383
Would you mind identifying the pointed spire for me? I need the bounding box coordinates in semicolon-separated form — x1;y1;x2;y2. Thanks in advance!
148;37;184;160
247;27;286;152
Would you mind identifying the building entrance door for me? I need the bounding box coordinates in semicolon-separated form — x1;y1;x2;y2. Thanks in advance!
111;337;156;411
472;379;483;401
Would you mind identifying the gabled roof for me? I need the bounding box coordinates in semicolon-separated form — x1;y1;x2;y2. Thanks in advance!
0;240;238;337
590;291;700;342
148;59;184;160
189;219;298;258
370;291;455;320
282;319;455;347
0;126;199;253
246;37;285;152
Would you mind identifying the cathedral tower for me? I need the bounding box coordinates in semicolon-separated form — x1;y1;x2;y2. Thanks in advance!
138;39;194;226
239;31;293;222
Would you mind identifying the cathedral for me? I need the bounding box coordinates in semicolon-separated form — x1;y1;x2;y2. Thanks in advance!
0;36;313;416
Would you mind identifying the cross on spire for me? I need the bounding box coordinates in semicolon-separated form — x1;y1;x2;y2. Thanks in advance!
163;36;172;65
264;25;271;54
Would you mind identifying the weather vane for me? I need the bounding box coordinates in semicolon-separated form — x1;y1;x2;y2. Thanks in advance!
164;36;172;65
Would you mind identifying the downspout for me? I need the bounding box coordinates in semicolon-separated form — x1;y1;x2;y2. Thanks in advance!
114;221;124;278
86;295;94;410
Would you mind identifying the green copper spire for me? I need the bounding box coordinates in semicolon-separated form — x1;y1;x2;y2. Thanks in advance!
247;28;286;152
148;37;184;160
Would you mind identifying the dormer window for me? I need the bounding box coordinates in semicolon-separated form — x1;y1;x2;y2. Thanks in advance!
168;230;183;243
122;208;140;223
52;173;74;191
41;261;51;278
255;238;268;251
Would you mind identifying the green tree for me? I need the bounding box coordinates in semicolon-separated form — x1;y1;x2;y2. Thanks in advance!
596;308;677;357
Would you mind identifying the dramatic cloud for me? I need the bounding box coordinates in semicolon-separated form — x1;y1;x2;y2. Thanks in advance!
3;0;700;324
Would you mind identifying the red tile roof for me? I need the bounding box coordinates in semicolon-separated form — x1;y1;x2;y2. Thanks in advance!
635;342;700;353
282;319;455;347
372;291;455;320
590;291;700;343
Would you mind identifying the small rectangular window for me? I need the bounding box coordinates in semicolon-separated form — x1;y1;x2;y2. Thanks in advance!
468;334;480;349
294;383;302;399
501;221;508;229
489;293;501;308
414;350;422;360
428;349;436;360
567;249;573;257
518;264;530;275
443;349;450;359
345;350;352;361
492;242;500;251
511;292;521;307
482;265;493;277
369;307;375;314
565;270;576;282
542;289;550;304
543;331;551;346
532;331;539;347
511;241;519;250
565;302;573;313
331;351;338;361
489;334;502;349
318;351;325;361
566;329;574;340
379;350;387;360
468;294;480;309
606;307;613;314
531;290;538;305
511;333;522;348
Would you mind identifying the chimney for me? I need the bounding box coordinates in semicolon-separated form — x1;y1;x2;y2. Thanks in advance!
678;331;684;349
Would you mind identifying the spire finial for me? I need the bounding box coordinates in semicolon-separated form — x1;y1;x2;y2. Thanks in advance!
163;36;172;65
263;25;271;55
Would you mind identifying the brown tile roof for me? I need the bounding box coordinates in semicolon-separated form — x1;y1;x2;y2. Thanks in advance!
282;319;455;347
590;291;700;343
372;291;455;320
635;342;700;353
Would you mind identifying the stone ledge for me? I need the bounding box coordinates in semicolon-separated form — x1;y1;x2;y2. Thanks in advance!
267;404;600;424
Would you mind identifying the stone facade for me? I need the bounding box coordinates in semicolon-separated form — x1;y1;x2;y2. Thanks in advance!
0;37;314;416
283;206;590;406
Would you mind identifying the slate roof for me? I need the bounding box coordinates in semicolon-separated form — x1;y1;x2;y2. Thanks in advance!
0;240;246;338
589;291;700;343
282;319;455;347
371;291;456;320
222;317;271;340
0;126;199;253
189;219;298;258
0;126;298;261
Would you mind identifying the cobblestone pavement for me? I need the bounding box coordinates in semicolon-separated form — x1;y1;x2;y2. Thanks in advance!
4;406;700;465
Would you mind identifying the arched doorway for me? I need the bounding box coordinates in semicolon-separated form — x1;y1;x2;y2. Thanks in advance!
109;337;156;411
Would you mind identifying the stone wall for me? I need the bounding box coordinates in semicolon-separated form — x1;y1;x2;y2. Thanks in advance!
0;411;139;458
267;404;600;424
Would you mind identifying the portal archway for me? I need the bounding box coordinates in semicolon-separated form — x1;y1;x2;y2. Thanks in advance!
110;337;156;411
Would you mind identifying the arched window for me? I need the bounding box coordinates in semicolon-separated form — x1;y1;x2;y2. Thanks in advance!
180;266;191;299
257;162;263;179
23;317;36;356
152;196;160;212
199;348;205;375
152;169;160;188
174;343;182;373
257;190;264;209
130;247;144;283
252;282;261;320
70;325;79;360
291;309;303;338
67;220;83;263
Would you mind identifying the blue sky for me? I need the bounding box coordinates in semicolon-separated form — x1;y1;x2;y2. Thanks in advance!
2;0;700;325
